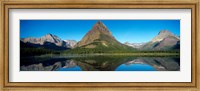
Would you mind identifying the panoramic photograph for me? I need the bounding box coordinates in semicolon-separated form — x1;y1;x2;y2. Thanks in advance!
20;20;180;71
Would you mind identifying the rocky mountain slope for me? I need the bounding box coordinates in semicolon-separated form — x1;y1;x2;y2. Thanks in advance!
21;34;65;46
64;40;77;48
21;34;77;50
141;30;180;50
124;42;146;49
70;21;136;53
76;21;118;47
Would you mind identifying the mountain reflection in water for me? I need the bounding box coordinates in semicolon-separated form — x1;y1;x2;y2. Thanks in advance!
20;55;180;71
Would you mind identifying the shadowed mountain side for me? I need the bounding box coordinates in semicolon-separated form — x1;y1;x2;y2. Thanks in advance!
21;34;66;47
20;40;68;50
20;34;78;56
21;34;77;50
140;30;180;50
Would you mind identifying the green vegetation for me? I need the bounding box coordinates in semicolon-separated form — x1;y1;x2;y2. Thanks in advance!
21;46;180;56
20;37;180;56
63;45;179;55
63;37;137;54
63;46;135;54
63;35;180;55
20;47;60;56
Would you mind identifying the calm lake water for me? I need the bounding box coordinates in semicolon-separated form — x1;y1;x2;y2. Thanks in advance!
20;55;180;71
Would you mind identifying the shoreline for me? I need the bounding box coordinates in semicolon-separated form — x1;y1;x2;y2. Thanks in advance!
37;53;180;58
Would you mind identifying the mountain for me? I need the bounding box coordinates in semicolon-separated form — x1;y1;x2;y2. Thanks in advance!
141;30;180;50
76;21;116;47
21;34;65;46
20;22;179;53
70;21;136;53
64;40;77;48
124;42;146;49
151;30;179;42
21;34;75;50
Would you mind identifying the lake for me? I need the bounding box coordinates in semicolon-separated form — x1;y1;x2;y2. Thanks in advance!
20;54;180;71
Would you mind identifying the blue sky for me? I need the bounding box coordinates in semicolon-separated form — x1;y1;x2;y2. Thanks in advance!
20;20;180;43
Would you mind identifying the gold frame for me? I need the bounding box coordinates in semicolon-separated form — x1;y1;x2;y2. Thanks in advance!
0;0;199;91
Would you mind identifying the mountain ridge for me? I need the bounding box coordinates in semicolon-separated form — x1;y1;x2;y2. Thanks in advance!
21;21;180;53
21;34;77;50
141;30;180;50
151;30;179;43
124;42;146;49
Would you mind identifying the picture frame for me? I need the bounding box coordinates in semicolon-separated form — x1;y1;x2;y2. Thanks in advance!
0;0;199;91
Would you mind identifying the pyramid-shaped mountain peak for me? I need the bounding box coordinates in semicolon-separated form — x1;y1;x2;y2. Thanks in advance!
97;20;102;24
92;20;102;26
91;21;112;35
95;20;103;25
76;21;120;47
151;30;179;43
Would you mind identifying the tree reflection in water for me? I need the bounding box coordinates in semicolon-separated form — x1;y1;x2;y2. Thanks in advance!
20;55;180;71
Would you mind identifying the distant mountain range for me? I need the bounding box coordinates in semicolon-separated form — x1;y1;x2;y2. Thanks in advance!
139;30;180;50
21;34;77;50
124;42;146;49
123;30;180;50
64;40;77;48
20;21;180;52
